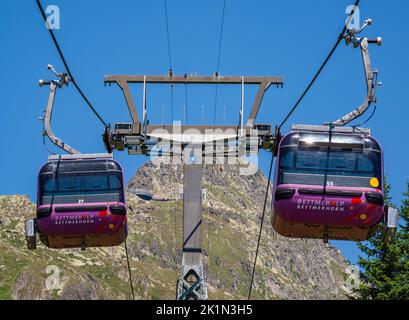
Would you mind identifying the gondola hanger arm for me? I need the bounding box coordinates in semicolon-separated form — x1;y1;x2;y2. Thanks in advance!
39;64;80;155
331;18;382;126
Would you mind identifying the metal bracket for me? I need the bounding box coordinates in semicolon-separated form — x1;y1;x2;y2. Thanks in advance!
104;75;283;130
103;74;282;154
115;80;142;134
40;65;80;154
178;277;203;300
332;19;382;126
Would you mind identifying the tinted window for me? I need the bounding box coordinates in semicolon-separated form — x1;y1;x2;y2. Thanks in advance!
40;159;122;174
39;172;124;205
280;132;366;147
279;147;382;185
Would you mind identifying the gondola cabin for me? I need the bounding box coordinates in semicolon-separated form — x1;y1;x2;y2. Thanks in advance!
34;154;127;249
272;125;384;241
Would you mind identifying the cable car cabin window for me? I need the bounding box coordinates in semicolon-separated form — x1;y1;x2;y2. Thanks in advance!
278;147;382;189
39;168;124;205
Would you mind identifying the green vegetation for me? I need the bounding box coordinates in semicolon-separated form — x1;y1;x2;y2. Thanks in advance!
0;248;24;299
355;180;409;300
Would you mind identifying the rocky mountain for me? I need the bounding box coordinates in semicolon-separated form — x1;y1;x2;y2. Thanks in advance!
0;162;351;300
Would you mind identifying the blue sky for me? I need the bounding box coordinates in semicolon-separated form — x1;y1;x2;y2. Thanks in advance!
0;0;408;265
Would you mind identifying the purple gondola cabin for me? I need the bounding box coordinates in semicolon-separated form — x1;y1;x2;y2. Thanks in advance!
35;153;127;249
272;125;385;241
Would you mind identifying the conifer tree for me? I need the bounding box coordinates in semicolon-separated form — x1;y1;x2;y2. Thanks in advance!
354;180;408;299
389;181;409;298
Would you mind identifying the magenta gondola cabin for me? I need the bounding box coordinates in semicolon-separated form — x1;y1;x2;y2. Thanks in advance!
36;154;128;249
272;125;385;241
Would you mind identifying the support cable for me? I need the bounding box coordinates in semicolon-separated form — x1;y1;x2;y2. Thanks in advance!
169;83;177;264
35;0;109;129
174;180;178;265
42;134;56;155
247;151;274;300
277;0;361;131
164;0;173;71
184;74;189;125
124;239;135;300
169;83;175;124
209;6;227;268
213;0;227;125
163;0;178;268
40;111;56;155
172;163;178;268
163;0;175;123
352;104;377;128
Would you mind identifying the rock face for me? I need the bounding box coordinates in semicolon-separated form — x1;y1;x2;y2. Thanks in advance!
0;163;351;300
